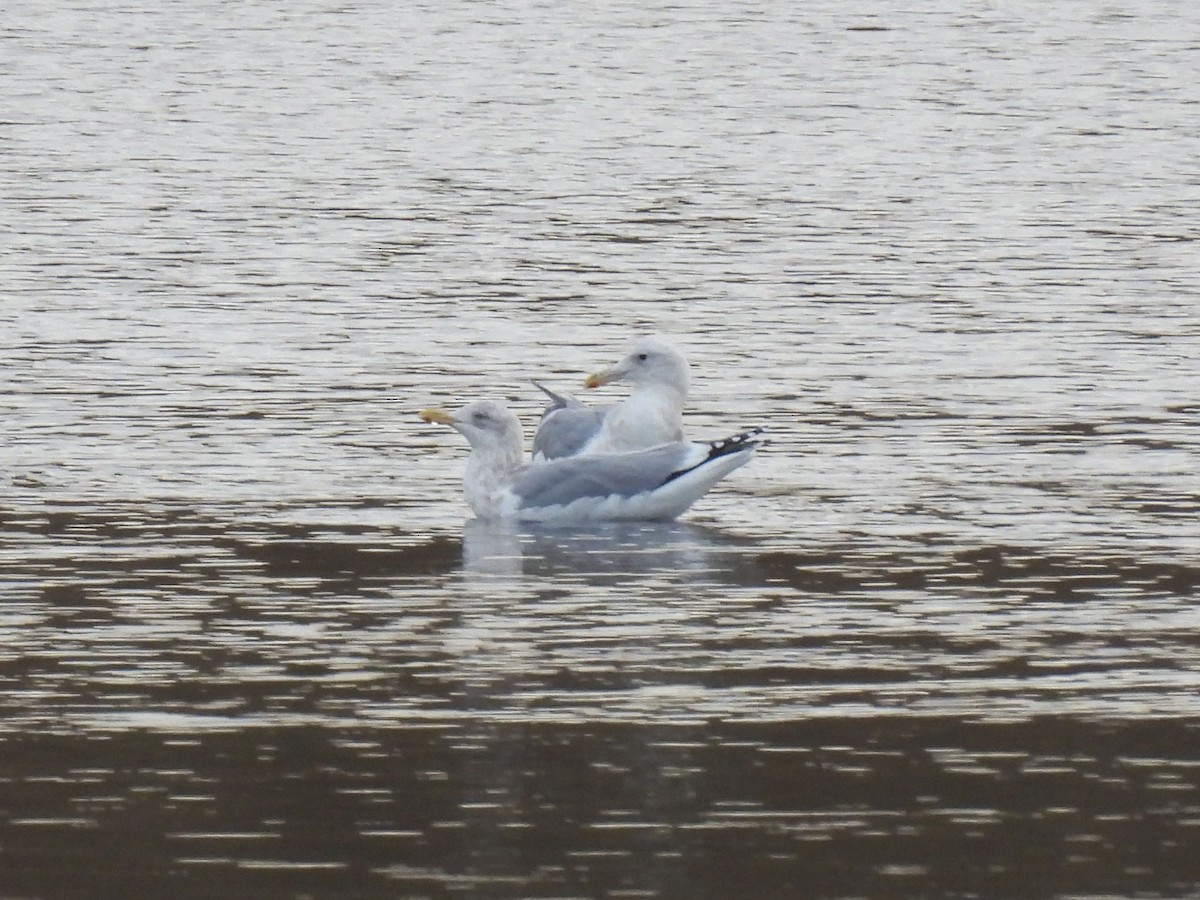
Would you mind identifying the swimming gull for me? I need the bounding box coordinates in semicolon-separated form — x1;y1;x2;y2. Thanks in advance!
531;335;690;460
420;399;763;523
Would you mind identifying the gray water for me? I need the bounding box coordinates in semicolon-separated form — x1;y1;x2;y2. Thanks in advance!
2;0;1199;897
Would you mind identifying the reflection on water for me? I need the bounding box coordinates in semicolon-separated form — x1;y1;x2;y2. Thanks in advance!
462;519;741;582
3;0;1200;895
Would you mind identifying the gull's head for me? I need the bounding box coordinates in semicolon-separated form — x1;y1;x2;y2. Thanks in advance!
584;336;690;395
420;399;523;453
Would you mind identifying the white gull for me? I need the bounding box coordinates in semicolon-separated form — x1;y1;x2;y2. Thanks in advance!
420;399;763;523
531;336;690;461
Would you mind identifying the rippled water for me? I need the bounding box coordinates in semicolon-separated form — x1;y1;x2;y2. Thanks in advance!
2;0;1199;897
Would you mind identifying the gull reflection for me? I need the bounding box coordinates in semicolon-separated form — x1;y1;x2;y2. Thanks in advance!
460;519;525;580
461;517;752;585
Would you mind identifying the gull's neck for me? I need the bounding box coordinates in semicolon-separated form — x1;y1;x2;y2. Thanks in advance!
632;379;687;403
600;382;686;452
463;438;524;518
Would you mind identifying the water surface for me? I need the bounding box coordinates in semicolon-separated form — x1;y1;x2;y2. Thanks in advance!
2;0;1198;897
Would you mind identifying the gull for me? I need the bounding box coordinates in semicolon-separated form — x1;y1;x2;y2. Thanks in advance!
531;335;690;460
420;399;763;523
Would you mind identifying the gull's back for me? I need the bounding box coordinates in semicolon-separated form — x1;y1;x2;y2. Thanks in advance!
531;381;615;461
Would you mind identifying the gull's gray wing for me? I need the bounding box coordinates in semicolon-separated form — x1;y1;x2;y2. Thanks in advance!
532;380;585;411
532;407;606;459
514;443;692;509
530;381;614;460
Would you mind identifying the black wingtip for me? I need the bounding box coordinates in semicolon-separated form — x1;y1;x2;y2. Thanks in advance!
661;426;766;486
706;426;768;459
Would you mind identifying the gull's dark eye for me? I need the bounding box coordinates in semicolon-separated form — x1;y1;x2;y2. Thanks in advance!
636;353;648;362
472;411;488;424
